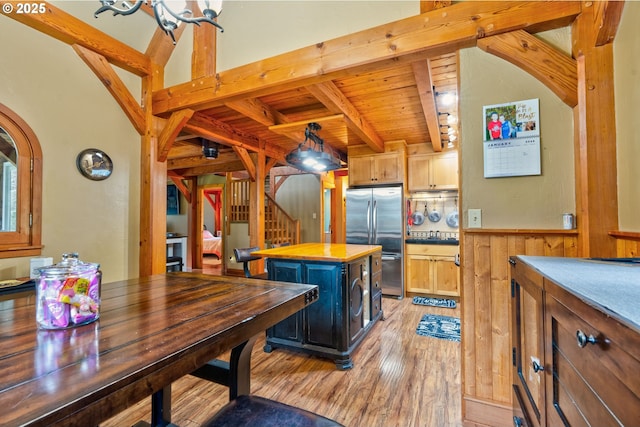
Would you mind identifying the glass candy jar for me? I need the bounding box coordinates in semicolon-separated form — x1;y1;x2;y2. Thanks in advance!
36;253;101;329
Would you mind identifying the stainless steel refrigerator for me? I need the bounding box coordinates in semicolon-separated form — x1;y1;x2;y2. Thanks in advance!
346;186;404;297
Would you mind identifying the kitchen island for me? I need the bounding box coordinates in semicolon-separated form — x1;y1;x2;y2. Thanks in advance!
252;243;383;369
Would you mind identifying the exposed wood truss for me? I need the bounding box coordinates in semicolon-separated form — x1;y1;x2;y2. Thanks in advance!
477;30;578;107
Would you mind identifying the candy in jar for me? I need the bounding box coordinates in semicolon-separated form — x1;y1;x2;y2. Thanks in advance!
36;252;101;329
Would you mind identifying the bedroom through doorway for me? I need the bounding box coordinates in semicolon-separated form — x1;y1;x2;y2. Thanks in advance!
201;185;223;275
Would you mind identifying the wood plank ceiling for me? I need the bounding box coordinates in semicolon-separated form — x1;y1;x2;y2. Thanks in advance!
167;52;460;177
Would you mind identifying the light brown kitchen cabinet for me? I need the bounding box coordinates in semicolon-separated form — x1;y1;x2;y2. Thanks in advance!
405;244;459;296
510;256;640;427
348;152;404;186
407;152;458;191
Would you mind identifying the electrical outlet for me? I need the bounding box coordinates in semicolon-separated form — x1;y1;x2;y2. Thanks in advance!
468;209;482;228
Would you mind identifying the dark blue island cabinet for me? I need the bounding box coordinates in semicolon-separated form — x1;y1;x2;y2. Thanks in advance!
255;243;383;370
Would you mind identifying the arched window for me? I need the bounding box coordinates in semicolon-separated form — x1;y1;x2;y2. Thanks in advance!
0;104;42;258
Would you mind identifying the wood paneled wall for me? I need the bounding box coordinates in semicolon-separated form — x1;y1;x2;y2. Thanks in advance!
461;230;578;427
612;231;640;257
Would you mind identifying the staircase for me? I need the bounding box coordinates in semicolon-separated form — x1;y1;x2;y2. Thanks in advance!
229;179;300;246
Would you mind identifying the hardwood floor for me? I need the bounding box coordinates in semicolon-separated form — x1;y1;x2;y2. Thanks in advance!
101;296;462;427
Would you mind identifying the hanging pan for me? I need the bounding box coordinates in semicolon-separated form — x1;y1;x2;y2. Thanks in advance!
428;200;441;223
446;198;459;228
411;201;425;225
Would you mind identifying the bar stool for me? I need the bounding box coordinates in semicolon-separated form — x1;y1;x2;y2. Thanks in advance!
202;395;344;427
233;247;267;279
166;256;183;272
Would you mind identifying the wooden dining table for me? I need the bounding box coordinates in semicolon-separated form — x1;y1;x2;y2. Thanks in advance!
0;272;318;427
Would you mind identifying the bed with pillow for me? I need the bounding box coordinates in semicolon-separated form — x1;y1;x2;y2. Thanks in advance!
202;229;221;258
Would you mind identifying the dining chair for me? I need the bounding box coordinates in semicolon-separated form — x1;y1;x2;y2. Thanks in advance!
202;395;344;427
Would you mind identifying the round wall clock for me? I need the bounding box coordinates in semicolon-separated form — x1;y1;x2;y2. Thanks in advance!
76;148;113;181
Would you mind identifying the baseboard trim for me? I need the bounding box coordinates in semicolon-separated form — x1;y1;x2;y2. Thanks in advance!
463;396;512;427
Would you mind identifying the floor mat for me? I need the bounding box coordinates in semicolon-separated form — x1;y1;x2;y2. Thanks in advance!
416;314;460;342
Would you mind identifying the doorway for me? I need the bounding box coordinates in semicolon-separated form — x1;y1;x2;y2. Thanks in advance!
201;185;224;275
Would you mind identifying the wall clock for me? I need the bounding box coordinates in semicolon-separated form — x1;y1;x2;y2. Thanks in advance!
76;148;113;181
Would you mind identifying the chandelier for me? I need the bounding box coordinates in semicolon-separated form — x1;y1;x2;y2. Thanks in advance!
95;1;223;44
286;123;343;172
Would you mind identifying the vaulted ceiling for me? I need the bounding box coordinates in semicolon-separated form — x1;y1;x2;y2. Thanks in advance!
5;1;590;179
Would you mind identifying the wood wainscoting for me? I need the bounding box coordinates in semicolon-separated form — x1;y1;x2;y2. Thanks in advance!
611;231;640;257
461;229;578;427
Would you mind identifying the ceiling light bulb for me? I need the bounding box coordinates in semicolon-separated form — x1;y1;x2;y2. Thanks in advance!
441;93;456;107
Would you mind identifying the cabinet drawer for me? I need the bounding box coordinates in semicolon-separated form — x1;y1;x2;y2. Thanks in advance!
371;292;382;320
405;244;458;257
371;271;381;294
545;294;640;426
370;252;382;276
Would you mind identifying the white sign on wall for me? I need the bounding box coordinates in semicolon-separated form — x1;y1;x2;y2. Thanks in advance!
482;98;541;178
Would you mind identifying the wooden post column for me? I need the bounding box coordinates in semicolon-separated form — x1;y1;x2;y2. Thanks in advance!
572;1;620;257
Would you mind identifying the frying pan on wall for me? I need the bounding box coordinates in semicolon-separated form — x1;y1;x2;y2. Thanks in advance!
446;198;459;228
411;202;425;225
428;200;441;223
446;211;459;228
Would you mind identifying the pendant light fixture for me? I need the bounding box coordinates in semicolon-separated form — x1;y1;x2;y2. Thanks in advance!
285;123;343;172
95;1;224;44
201;138;219;159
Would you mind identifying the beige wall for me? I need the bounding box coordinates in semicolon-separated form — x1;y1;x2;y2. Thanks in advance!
0;11;143;282
276;174;322;243
614;2;640;231
217;1;418;71
459;28;576;229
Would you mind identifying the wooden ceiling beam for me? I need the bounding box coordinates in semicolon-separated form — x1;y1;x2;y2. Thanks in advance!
184;112;288;160
411;61;443;152
146;25;187;68
170;161;248;176
226;98;277;127
168;150;239;169
477;30;578;107
158;109;195;161
306;81;385;153
72;44;146;135
152;1;581;115
167;172;192;204
593;1;625;46
3;1;151;76
233;147;257;181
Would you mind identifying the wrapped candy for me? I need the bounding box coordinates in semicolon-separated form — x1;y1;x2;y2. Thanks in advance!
36;253;102;329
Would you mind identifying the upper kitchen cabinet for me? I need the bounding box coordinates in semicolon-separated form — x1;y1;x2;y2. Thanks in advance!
348;151;405;187
408;152;458;192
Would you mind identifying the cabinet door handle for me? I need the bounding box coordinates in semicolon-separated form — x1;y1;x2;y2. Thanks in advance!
532;360;544;373
576;329;598;348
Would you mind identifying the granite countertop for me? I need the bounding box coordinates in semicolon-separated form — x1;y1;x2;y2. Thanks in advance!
252;243;382;262
405;239;459;245
518;256;640;332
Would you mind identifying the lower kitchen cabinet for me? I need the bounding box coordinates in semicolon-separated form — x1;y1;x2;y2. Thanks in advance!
263;253;383;370
406;244;459;296
510;256;640;427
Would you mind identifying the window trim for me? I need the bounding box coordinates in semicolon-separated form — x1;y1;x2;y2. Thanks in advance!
0;103;42;258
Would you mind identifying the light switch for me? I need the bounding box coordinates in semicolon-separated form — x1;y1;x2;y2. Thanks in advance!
468;209;482;228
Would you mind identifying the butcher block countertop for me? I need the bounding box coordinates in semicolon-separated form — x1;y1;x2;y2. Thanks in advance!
252;243;381;262
517;256;640;332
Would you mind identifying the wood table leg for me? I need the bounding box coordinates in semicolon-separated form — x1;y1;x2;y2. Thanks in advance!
189;334;260;400
147;335;258;426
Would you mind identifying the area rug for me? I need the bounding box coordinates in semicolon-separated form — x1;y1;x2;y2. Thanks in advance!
412;295;457;309
416;314;461;342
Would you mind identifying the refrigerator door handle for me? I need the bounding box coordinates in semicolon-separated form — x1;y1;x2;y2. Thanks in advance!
366;200;372;244
372;199;378;244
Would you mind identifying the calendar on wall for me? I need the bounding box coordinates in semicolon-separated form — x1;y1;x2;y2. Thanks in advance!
482;98;540;178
